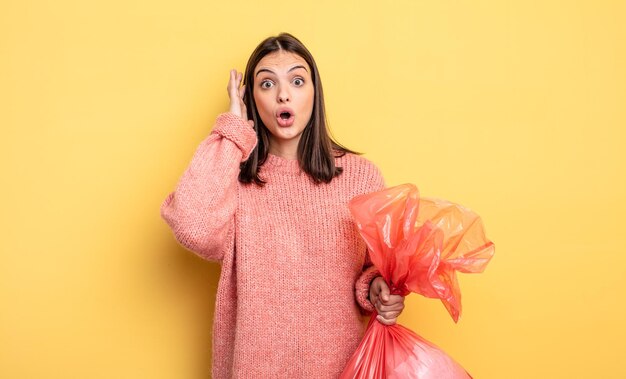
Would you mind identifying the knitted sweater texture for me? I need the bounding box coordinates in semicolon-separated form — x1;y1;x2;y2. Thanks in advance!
161;113;383;378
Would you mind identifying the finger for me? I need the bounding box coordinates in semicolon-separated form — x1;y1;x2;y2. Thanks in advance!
379;281;390;304
228;70;239;98
379;309;401;319
376;302;405;313
370;277;383;297
386;294;405;305
236;71;243;86
376;315;397;326
228;70;245;117
228;69;235;90
379;312;399;322
239;84;247;120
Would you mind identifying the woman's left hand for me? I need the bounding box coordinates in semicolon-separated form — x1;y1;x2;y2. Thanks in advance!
369;276;405;325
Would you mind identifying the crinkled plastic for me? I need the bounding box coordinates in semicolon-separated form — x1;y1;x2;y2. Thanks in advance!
340;184;494;378
341;316;471;379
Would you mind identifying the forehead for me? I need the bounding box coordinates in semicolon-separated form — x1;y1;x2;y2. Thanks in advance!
254;51;310;74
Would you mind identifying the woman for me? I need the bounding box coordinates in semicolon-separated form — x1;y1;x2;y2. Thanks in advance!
161;33;404;378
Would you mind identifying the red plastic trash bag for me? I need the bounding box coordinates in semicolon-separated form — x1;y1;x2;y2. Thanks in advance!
342;317;472;378
340;184;494;378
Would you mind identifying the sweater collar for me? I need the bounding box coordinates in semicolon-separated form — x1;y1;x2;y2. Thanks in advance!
262;153;302;174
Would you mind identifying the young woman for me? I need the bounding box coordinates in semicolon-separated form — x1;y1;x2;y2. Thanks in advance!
161;33;405;378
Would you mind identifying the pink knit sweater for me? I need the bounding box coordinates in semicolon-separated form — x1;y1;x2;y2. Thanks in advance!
161;113;384;378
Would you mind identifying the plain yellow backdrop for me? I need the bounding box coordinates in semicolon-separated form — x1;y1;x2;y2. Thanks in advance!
1;0;625;378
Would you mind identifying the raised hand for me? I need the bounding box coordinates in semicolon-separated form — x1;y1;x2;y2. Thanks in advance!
227;69;253;128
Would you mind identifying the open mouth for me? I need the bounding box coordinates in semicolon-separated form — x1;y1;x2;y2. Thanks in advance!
276;109;295;127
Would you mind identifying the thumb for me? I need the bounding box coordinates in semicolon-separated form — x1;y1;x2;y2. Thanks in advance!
247;120;254;129
379;281;390;303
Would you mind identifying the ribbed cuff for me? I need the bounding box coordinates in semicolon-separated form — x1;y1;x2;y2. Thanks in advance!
213;113;257;161
355;265;381;314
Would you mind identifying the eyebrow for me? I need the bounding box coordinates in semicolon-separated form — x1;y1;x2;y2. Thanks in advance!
255;65;308;77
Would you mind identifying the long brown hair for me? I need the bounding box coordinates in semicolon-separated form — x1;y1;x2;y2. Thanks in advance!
239;33;357;185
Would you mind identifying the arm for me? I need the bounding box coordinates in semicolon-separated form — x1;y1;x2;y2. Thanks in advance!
161;69;255;261
355;259;382;314
352;161;406;324
160;113;256;261
354;161;385;314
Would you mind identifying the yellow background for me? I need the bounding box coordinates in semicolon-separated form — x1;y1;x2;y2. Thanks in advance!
1;0;625;378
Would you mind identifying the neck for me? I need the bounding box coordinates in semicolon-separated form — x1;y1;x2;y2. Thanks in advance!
268;139;299;160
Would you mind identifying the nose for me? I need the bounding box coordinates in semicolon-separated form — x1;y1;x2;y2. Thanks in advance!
277;86;290;103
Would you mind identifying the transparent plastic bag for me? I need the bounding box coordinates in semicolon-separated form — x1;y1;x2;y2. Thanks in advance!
340;184;494;378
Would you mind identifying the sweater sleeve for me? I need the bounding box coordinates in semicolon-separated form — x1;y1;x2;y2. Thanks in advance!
354;161;386;314
160;113;257;262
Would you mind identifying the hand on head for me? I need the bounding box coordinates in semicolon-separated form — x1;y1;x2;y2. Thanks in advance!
369;276;405;325
227;69;254;128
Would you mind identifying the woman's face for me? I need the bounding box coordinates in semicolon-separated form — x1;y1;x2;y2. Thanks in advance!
252;50;314;156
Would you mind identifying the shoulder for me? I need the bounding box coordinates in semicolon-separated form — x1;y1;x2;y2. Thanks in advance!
335;152;385;192
337;152;380;173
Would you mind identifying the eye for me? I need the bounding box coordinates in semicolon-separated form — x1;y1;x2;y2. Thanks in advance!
260;80;274;89
293;77;305;86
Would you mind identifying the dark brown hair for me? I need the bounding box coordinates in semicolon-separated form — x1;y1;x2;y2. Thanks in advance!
239;33;357;185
